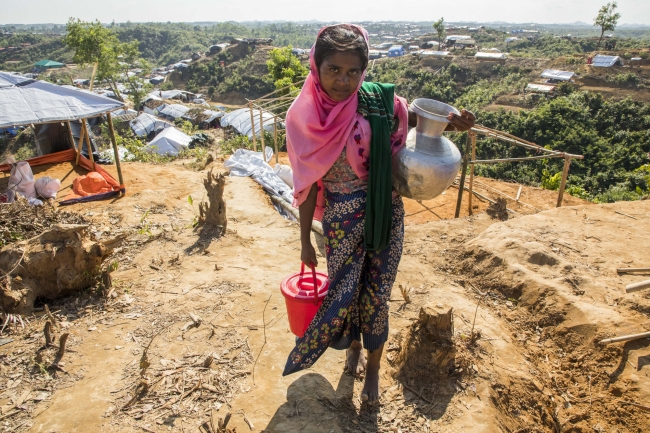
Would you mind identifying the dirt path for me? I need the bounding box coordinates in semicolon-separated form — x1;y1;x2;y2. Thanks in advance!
0;158;645;433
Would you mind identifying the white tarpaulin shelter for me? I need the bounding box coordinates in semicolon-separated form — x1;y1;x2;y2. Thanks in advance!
592;55;623;67
0;72;32;89
541;70;575;81
220;108;284;139
475;52;508;60
130;113;172;137
0;71;124;128
420;51;451;57
145;127;191;155
526;83;555;93
158;104;190;120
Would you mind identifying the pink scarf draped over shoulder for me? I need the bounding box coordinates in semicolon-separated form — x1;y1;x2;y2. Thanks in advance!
285;24;408;221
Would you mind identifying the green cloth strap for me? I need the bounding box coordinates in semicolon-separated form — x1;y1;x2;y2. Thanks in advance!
357;82;395;252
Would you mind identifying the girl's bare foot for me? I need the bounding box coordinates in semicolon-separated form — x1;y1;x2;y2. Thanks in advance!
345;340;366;377
361;343;384;404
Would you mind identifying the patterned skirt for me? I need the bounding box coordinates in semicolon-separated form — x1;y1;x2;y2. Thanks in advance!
282;189;405;376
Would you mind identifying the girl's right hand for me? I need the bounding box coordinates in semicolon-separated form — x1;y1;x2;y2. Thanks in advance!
301;242;318;267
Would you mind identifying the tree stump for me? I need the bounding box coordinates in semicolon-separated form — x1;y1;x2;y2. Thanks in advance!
392;305;456;380
198;169;227;233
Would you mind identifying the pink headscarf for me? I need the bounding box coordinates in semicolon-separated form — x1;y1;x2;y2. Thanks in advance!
286;24;408;220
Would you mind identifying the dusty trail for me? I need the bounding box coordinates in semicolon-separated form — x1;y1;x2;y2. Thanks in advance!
0;158;644;433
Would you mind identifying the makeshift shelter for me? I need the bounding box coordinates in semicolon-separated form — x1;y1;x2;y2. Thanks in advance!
475;52;507;61
541;69;575;81
388;45;405;57
526;83;555;94
158;89;195;101
158;104;190;121
420;50;451;58
145;127;191;156
130;113;172;139
0;71;126;203
220;108;284;139
592;54;623;67
181;109;224;129
34;60;64;69
0;72;31;88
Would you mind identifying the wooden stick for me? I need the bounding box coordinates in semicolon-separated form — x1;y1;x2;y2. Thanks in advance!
455;133;472;218
515;185;522;201
106;112;125;189
617;268;650;274
556;156;571;208
65;121;76;158
248;101;257;151
468;132;476;216
259;109;266;163
615;210;637;220
82;120;95;171
75;120;86;165
599;331;650;345
89;62;98;91
269;194;323;235
469;154;563;164
57;333;69;357
619;401;650;412
626;279;650;293
273;116;278;164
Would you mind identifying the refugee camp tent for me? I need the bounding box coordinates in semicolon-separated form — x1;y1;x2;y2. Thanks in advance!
0;72;31;88
181;109;224;129
0;71;126;202
592;54;623;67
34;60;65;69
158;104;190;121
419;51;451;58
541;70;575;81
526;83;555;94
220;108;284;139
130;113;172;139
388;45;405;57
475;52;507;61
145;127;191;155
149;76;165;85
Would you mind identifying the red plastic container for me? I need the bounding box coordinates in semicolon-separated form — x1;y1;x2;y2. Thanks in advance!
280;263;329;337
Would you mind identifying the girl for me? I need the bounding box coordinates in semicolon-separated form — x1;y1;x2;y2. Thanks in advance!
283;24;474;403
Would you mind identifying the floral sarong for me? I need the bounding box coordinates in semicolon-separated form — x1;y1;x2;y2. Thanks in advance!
282;189;404;376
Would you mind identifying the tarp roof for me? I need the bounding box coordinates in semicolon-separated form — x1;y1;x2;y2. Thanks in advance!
159;104;190;119
475;52;507;60
146;127;191;155
34;60;65;68
181;109;224;124
592;54;623;67
541;69;575;81
526;83;555;93
419;50;451;57
130;113;172;137
220;108;284;139
0;72;32;88
0;71;125;128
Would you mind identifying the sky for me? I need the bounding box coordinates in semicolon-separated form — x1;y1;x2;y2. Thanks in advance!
2;0;650;25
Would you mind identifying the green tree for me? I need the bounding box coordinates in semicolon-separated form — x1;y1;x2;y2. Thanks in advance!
594;2;621;50
266;46;308;97
433;17;446;47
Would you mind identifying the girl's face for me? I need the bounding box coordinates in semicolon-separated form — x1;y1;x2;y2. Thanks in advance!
318;51;364;102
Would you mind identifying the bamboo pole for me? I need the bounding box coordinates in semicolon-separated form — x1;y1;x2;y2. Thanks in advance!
599;331;650;345
455;134;473;218
89;62;98;91
617;268;650;274
106;112;125;189
248;101;257;151
556;156;571;208
65;121;76;160
468;132;476;216
269;194;323;235
259;109;266;163
82;120;95;171
626;279;650;293
75;120;86;165
273;116;279;164
470;154;565;164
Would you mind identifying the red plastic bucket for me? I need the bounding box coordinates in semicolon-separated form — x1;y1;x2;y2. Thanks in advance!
280;263;329;337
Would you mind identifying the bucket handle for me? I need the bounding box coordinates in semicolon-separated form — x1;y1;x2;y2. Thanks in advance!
300;262;320;305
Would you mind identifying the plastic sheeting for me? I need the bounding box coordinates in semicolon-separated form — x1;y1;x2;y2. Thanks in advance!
220;108;284;139
541;70;575;81
592;55;623;67
158;104;190;120
225;147;295;219
0;72;32;88
145;127;191;155
475;52;507;60
130;113;172;137
0;72;124;128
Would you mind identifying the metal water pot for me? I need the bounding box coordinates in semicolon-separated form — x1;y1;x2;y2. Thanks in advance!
392;98;462;200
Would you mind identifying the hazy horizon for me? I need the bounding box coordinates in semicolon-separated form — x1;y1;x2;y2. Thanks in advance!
2;0;650;26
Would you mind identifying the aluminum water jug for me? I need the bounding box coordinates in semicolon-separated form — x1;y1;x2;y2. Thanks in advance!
392;98;462;200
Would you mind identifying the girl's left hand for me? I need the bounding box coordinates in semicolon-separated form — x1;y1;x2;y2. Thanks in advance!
446;109;476;132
